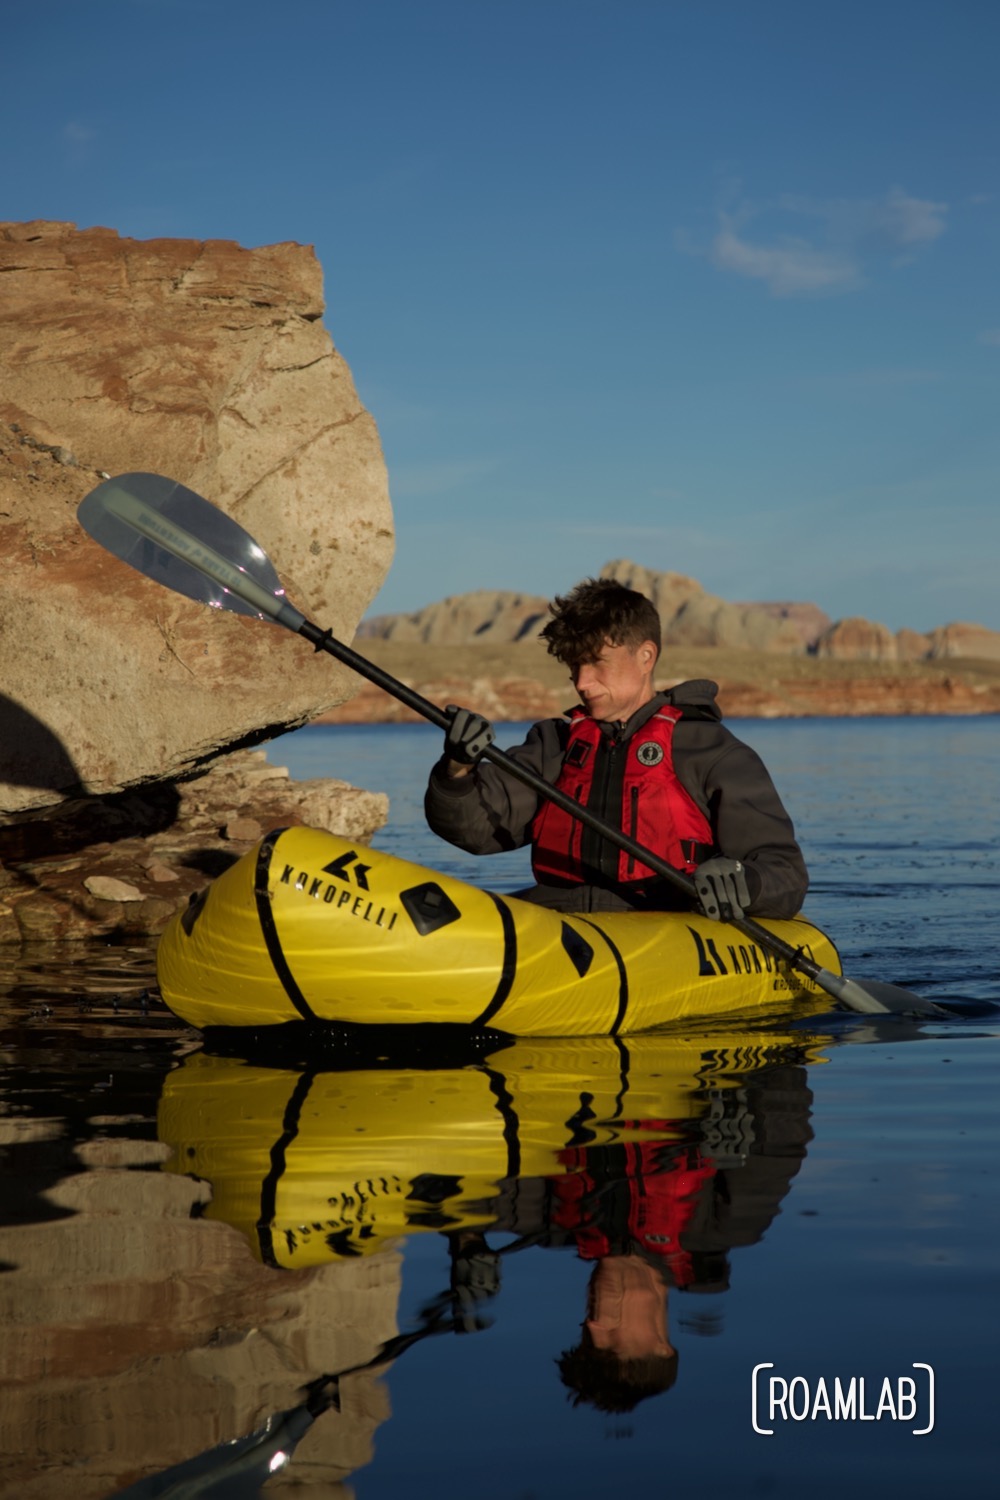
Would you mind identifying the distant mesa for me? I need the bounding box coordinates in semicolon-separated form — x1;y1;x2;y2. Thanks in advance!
360;559;1000;662
814;617;901;661
926;622;1000;662
357;589;551;645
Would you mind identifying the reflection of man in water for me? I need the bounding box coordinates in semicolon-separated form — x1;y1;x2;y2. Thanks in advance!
558;1254;678;1412
547;1109;717;1412
458;1061;813;1414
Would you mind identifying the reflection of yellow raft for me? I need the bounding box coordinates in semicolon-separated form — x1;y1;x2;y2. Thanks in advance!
159;1032;825;1267
157;827;840;1035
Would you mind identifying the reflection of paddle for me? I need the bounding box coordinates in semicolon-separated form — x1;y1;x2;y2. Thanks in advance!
77;472;938;1018
112;1291;476;1499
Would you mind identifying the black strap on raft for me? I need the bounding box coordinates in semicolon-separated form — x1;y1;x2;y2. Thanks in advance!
470;896;518;1027
257;1069;317;1268
253;829;319;1022
483;1064;521;1179
578;917;630;1036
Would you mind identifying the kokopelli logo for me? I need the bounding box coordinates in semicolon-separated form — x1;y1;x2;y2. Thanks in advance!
322;849;372;890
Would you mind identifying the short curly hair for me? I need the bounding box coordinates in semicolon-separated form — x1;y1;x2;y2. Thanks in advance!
557;1337;679;1413
539;578;661;670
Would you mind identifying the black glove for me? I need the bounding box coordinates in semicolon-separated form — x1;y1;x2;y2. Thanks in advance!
695;857;752;921
449;1233;500;1333
444;705;495;765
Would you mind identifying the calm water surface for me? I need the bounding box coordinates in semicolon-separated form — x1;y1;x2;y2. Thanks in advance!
1;717;997;1499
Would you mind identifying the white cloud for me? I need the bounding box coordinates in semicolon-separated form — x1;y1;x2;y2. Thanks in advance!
686;185;948;298
777;187;947;250
877;186;948;245
710;218;859;297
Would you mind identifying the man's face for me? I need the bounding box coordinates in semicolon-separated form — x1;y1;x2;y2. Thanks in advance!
571;639;658;723
585;1253;674;1361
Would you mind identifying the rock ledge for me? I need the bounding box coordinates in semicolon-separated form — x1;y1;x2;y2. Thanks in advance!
0;750;387;944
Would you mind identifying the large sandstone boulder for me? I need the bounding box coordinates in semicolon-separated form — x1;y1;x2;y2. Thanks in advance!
0;222;394;817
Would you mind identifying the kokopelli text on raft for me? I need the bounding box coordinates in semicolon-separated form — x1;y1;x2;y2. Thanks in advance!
751;1363;935;1436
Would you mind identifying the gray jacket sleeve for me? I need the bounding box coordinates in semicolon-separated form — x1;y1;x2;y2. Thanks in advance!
424;718;568;856
675;725;809;920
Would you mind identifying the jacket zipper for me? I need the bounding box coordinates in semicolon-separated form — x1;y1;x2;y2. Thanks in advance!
570;783;584;863
600;727;625;880
627;785;639;875
579;722;626;880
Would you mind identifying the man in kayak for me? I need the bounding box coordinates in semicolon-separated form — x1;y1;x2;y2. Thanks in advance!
424;576;807;920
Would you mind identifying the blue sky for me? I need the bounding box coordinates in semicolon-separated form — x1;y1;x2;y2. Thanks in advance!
4;0;998;632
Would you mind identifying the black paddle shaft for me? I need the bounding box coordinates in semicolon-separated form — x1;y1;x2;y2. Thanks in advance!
296;619;821;981
77;473;939;1015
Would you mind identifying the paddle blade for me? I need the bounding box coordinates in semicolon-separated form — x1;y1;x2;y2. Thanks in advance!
78;472;303;628
814;968;941;1018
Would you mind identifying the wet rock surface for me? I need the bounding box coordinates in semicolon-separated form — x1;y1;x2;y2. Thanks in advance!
0;749;387;943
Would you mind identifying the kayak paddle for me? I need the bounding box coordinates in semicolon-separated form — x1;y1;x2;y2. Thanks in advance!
76;472;940;1018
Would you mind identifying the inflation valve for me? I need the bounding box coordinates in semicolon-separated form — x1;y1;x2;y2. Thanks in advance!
399;882;462;936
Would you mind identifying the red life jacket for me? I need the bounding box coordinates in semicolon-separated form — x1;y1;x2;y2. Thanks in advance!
531;704;715;886
551;1137;717;1287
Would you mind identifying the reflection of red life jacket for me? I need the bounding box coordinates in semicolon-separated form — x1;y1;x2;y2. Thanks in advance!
552;1136;716;1288
531;705;715;886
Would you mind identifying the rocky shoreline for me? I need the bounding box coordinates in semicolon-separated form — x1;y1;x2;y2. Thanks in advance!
0;750;387;945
